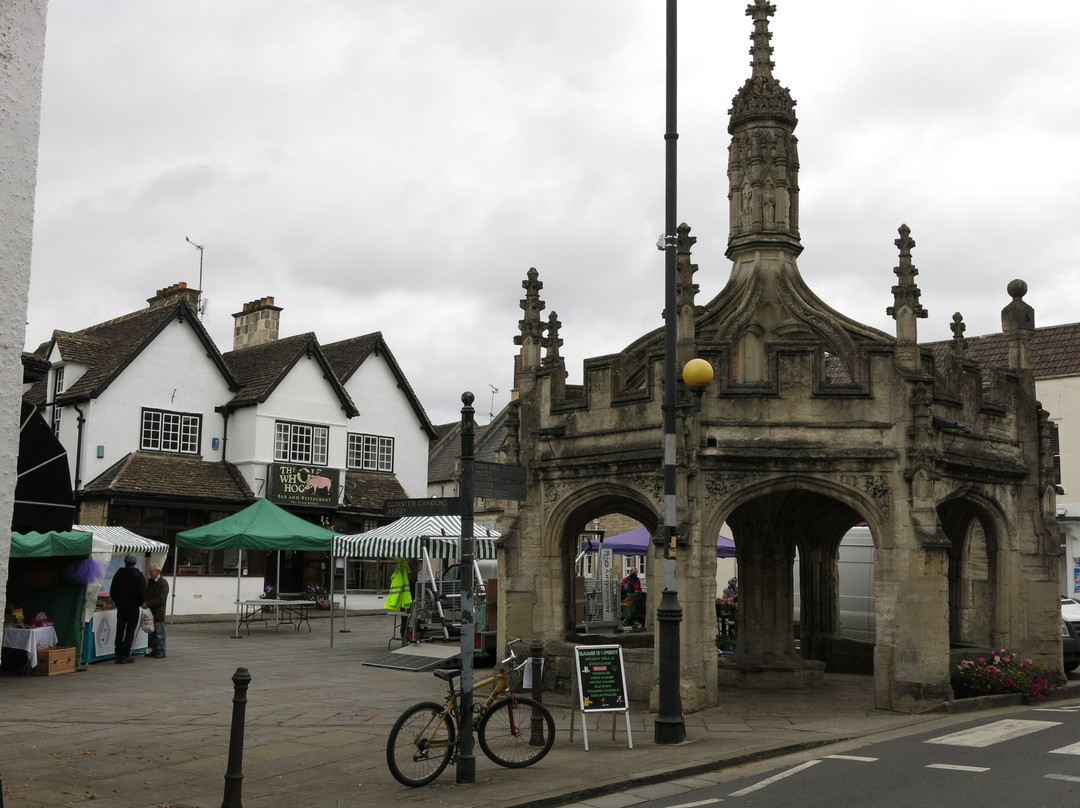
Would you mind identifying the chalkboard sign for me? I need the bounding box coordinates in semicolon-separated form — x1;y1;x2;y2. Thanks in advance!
573;645;628;712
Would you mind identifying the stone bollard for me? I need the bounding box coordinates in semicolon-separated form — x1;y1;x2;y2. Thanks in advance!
529;638;546;745
221;666;252;808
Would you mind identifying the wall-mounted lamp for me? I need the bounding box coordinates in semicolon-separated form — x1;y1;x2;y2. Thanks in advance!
532;425;566;438
931;415;973;434
95;445;104;458
681;358;715;413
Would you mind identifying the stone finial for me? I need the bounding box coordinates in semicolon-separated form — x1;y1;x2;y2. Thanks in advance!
747;1;778;80
949;313;968;355
676;223;700;308
515;267;545;346
1001;278;1035;332
541;311;563;367
886;224;928;322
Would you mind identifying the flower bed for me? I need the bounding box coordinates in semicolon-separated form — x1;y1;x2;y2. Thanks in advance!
951;649;1056;703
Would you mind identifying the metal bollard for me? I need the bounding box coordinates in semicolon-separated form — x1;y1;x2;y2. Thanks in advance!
221;666;252;808
529;638;545;745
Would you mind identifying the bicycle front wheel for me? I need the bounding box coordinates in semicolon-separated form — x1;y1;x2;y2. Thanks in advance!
386;701;456;787
477;696;555;768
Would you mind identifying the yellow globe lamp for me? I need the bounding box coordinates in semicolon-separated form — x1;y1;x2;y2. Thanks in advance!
682;358;714;389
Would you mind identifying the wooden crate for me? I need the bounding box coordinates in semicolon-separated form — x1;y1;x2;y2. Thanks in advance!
31;646;75;676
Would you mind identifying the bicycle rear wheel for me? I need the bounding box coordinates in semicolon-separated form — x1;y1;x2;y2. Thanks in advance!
477;696;555;768
386;701;456;787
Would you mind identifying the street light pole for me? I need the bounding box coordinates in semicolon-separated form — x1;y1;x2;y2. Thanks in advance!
655;0;685;745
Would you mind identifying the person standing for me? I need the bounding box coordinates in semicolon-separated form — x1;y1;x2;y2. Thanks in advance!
110;554;146;663
143;564;169;658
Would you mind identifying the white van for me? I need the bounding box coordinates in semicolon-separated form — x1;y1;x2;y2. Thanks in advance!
793;526;875;641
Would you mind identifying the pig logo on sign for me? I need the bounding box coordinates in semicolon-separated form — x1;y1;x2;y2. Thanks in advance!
304;476;332;494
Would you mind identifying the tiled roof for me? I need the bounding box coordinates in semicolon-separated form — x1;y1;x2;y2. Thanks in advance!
82;452;255;503
926;322;1080;378
428;405;512;485
343;470;408;511
320;333;380;381
222;333;358;415
34;302;236;405
321;332;437;440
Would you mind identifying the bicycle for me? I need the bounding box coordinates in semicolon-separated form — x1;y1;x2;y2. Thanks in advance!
386;638;556;787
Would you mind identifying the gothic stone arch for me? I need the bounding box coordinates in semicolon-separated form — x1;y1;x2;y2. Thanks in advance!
495;3;1060;714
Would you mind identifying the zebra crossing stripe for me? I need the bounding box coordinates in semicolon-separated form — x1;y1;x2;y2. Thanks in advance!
925;719;1060;748
1045;773;1080;783
1049;741;1080;756
926;764;990;772
825;755;878;762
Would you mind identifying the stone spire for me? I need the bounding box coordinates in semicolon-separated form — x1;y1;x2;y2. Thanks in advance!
515;267;545;369
726;0;800;259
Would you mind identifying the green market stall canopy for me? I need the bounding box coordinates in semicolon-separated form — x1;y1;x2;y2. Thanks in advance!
175;498;335;551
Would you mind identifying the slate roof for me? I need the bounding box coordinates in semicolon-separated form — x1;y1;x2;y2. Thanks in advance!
321;332;436;440
343;470;408;511
221;333;359;416
428;404;512;485
27;301;236;406
925;322;1080;379
81;452;255;503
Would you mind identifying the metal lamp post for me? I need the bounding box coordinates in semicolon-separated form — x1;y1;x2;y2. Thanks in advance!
655;0;684;746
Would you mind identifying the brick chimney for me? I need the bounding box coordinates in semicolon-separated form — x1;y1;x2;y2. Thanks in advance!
148;282;201;311
232;296;282;350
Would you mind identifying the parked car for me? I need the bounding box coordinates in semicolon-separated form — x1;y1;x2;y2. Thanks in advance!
1062;596;1080;673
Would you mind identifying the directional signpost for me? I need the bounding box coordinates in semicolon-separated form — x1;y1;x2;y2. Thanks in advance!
383;497;462;517
473;461;526;501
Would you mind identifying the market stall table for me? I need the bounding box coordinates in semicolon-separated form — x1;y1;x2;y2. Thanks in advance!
236;600;318;634
2;626;58;670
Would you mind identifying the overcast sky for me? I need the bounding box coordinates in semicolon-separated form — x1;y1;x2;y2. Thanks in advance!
26;1;1080;425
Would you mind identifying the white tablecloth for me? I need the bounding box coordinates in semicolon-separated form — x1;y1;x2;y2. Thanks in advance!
89;610;147;659
2;626;58;669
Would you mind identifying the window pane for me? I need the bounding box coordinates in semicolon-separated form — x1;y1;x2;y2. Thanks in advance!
378;436;394;471
347;434;362;469
274;422;291;461
313;426;328;465
142;410;162;450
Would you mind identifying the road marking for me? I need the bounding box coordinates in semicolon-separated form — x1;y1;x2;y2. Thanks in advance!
1045;773;1080;783
824;755;878;762
1035;705;1080;713
926;764;990;772
668;800;722;808
728;760;820;796
1049;741;1080;756
925;719;1061;748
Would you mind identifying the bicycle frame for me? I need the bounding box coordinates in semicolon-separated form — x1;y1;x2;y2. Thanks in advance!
409;643;529;759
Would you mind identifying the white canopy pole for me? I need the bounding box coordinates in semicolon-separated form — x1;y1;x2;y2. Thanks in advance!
232;549;243;639
329;549;336;647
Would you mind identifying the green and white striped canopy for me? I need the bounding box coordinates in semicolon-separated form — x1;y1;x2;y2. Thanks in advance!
75;525;169;556
333;516;499;560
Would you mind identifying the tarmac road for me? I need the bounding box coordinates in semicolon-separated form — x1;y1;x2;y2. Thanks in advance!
1;610;1075;808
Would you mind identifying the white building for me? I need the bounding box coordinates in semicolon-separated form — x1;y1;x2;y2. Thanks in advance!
26;283;435;612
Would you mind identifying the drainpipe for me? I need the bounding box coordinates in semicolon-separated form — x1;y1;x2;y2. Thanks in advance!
215;405;230;460
72;401;86;492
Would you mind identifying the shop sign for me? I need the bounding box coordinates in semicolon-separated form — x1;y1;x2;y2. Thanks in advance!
267;463;339;508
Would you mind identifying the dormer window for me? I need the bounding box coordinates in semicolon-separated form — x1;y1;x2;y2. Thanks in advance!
142;408;201;455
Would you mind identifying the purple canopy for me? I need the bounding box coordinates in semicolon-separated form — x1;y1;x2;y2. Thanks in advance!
583;526;735;558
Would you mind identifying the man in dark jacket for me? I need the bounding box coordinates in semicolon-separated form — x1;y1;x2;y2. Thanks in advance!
110;554;146;663
143;564;169;658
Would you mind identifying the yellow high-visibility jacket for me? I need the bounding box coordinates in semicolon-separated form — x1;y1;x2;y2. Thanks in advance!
385;558;413;612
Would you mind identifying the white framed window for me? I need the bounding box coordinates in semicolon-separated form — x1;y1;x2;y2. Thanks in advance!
623;555;647;579
141;408;201;454
275;421;329;465
51;406;61;438
51;367;65;437
346;433;394;471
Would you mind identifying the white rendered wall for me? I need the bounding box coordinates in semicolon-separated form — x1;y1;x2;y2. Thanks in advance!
1037;375;1080;499
343;353;430;496
74;321;235;485
0;1;48;628
226;355;352;495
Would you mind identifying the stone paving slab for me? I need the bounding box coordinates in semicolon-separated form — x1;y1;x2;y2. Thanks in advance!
1;613;1077;808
